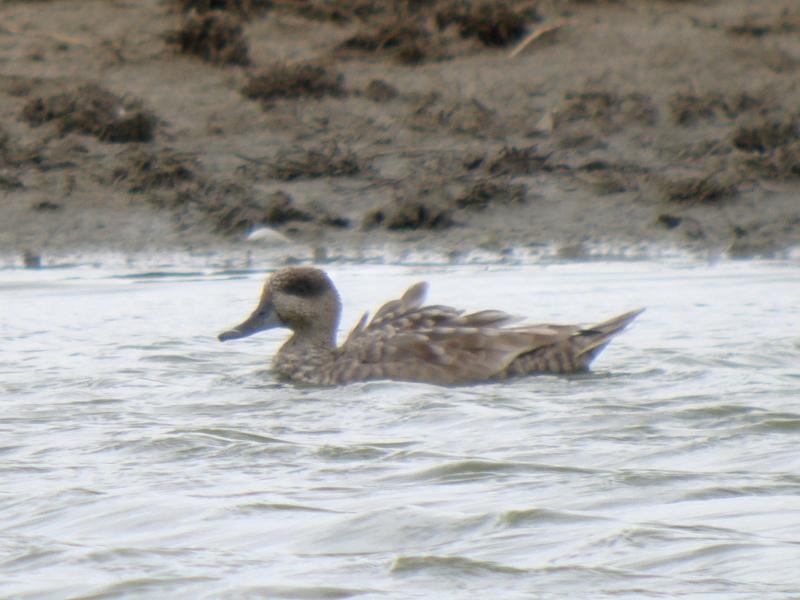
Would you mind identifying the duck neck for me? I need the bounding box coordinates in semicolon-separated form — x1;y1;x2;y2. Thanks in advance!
284;326;336;353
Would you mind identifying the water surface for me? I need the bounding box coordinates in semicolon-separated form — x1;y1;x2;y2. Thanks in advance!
1;259;799;599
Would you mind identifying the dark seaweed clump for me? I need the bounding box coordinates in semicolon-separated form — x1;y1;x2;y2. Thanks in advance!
166;12;251;65
242;62;345;103
21;83;156;142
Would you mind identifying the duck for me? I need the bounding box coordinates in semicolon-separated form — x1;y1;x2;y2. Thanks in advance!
217;266;644;386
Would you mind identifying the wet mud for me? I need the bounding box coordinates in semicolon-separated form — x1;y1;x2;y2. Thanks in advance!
0;0;799;262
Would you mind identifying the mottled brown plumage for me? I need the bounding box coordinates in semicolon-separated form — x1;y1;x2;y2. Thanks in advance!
218;266;643;386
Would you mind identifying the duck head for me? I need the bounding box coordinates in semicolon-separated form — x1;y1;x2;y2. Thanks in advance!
218;266;341;345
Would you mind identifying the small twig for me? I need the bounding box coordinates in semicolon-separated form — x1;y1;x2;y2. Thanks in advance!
234;152;269;164
235;146;477;165
364;146;471;158
1;22;92;47
508;20;567;59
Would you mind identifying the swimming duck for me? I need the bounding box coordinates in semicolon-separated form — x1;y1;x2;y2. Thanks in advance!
218;266;643;386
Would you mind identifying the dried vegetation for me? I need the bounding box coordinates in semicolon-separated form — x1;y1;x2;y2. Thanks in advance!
21;84;156;143
166;12;251;65
241;62;344;103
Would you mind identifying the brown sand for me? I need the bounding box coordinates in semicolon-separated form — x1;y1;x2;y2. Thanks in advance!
1;0;799;263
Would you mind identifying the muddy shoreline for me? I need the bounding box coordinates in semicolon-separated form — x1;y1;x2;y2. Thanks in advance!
1;0;799;266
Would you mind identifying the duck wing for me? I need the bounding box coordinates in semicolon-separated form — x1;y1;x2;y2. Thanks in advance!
499;308;645;377
344;282;460;341
344;282;522;342
336;283;642;385
335;282;555;385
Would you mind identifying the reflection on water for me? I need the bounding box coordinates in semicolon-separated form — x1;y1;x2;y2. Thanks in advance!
1;259;799;598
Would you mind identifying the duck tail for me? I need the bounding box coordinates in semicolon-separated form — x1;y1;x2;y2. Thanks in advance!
573;308;645;368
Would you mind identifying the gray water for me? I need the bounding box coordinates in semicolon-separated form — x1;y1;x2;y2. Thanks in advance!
1;258;799;599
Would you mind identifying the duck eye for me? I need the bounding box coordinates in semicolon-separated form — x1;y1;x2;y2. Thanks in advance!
284;276;326;298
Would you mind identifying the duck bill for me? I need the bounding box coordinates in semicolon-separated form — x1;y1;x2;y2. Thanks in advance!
218;299;282;342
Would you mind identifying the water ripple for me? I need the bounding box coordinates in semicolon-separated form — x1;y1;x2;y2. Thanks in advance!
1;260;799;598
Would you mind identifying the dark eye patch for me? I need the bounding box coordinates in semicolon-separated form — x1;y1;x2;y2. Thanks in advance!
282;274;328;297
